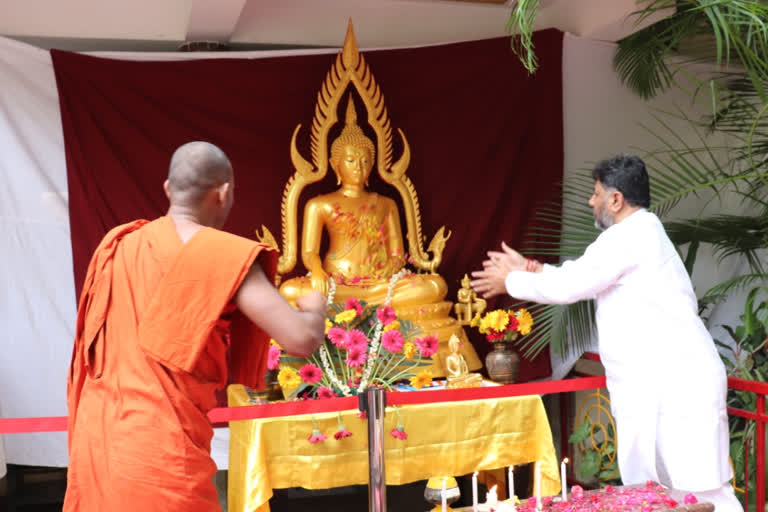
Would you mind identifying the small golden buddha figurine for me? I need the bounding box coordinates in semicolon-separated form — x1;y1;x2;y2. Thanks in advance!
454;274;487;325
445;334;482;389
258;21;482;377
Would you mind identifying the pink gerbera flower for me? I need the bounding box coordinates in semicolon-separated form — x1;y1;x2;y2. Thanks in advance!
267;344;281;370
316;386;337;399
345;329;368;350
415;335;439;358
298;363;323;384
381;330;405;353
345;347;366;367
390;425;408;440
334;428;353;440
376;305;396;326
328;327;347;347
308;429;327;444
345;298;364;316
683;494;698;505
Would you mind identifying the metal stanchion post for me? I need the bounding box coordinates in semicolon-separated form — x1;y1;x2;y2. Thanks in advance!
360;387;387;512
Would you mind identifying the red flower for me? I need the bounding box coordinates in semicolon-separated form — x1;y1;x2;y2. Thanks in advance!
345;298;364;316
317;386;337;399
334;428;353;440
345;347;367;367
415;335;439;357
506;314;519;332
604;485;616;494
345;329;368;350
267;345;281;370
381;330;405;353
683;494;698;505
390;425;408;440
308;429;327;444
376;306;396;326
486;331;505;342
328;327;348;347
298;363;323;384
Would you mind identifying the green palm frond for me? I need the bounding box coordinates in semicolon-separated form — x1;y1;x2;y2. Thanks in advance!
700;273;768;310
665;213;768;272
510;300;597;359
617;1;768;100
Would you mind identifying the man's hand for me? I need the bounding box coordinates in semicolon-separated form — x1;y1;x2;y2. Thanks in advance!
470;242;525;299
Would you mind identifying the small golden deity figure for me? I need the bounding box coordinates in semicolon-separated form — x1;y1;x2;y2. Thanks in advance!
257;21;481;377
445;334;483;389
454;274;487;325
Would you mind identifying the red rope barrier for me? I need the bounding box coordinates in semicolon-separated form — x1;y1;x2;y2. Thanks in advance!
0;376;607;434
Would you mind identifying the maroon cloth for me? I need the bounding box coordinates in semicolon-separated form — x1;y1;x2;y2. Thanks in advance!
51;30;563;381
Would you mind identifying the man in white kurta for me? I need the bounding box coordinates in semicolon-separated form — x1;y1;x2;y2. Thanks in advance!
471;155;740;512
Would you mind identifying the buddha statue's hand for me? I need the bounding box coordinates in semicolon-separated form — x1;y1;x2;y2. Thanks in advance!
309;267;330;297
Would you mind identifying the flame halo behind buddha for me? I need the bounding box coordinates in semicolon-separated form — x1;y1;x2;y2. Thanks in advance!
257;21;481;377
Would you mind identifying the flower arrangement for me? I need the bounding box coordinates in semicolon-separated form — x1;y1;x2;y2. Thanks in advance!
471;307;534;343
270;270;437;400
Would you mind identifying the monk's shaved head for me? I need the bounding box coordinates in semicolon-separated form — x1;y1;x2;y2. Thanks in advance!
167;141;232;205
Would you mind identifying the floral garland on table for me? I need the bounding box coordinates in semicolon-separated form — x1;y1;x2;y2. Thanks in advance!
270;269;440;443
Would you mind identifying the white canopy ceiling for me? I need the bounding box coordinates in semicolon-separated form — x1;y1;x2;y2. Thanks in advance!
0;0;672;51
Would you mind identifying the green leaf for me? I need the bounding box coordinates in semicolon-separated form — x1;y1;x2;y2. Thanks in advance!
569;418;592;444
579;450;602;480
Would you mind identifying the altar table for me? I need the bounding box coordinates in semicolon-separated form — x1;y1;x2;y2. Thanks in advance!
227;385;561;512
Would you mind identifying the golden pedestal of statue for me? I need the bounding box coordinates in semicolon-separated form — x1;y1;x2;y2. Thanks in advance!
256;20;480;377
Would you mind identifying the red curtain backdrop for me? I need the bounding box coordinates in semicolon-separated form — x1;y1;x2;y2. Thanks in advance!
51;30;563;381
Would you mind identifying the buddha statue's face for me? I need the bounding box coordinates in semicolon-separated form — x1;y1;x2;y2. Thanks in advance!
335;144;373;187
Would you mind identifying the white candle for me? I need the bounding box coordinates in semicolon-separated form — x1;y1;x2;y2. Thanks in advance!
508;465;515;503
472;471;479;512
561;458;569;502
442;477;447;512
535;461;542;510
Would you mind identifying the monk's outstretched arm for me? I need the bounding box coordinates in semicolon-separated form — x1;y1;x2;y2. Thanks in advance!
235;262;325;357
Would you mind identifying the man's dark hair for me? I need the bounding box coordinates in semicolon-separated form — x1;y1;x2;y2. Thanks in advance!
591;154;651;208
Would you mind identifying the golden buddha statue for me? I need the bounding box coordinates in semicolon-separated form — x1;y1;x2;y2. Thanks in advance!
454;274;487;325
445;334;483;389
257;20;481;377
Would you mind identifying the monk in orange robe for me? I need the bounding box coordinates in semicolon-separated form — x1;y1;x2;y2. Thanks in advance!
63;141;326;512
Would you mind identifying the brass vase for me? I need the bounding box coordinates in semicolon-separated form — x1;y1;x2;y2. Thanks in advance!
485;342;520;384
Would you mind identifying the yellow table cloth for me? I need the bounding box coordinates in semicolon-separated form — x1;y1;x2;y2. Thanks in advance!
227;385;560;512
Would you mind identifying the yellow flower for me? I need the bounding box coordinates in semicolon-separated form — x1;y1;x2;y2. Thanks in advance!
470;313;481;328
335;309;357;324
481;310;509;333
383;320;401;332
269;338;282;350
325;318;333;334
403;341;417;360
409;370;433;390
516;308;534;335
277;367;300;390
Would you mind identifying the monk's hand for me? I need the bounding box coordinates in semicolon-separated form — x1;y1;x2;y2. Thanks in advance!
309;268;330;297
296;290;327;315
470;264;509;299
